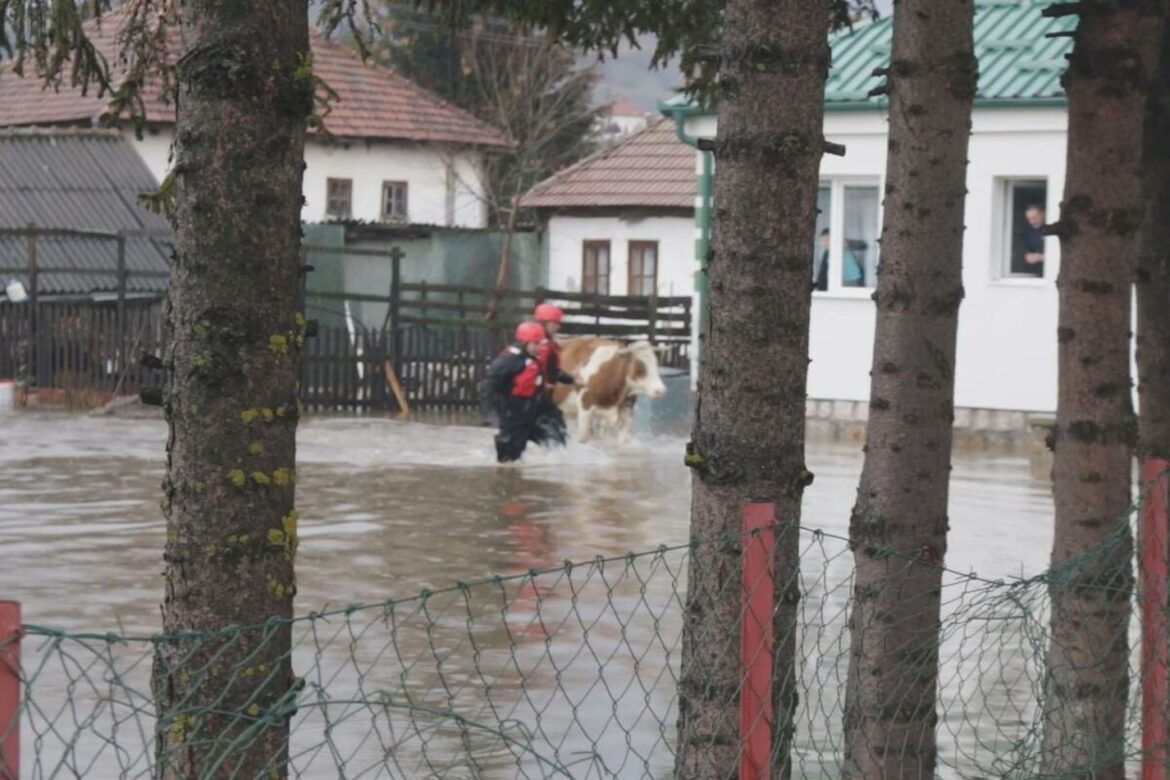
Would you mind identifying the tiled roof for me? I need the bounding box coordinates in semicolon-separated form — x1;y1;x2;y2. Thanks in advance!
0;7;510;148
603;99;649;117
0;129;171;296
521;118;695;210
661;0;1075;115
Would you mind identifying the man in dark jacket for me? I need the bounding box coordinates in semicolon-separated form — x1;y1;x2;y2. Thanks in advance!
483;322;554;463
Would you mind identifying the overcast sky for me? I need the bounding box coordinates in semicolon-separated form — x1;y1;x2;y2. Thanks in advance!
590;0;895;110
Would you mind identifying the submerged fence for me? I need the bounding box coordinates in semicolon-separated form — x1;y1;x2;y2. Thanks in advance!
5;484;1170;779
1;231;692;413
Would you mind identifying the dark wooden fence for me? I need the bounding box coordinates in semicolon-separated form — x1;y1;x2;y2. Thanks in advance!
1;235;692;413
0;298;166;401
301;253;692;412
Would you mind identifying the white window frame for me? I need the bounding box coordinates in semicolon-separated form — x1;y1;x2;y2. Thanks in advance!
813;176;883;299
381;180;409;224
992;176;1050;285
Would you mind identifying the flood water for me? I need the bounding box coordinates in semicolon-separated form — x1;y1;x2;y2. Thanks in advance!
0;413;1063;778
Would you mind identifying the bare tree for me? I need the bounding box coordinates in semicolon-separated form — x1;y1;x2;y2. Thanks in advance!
452;25;597;298
372;10;597;299
841;2;976;777
1041;2;1164;776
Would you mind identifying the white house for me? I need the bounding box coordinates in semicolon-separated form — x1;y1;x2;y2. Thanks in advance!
524;118;695;300
529;0;1077;424
592;99;652;145
0;8;510;228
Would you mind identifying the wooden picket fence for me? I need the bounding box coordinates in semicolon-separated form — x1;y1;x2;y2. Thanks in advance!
0;299;166;405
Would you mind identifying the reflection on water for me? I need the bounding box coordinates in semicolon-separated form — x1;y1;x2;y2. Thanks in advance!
0;414;1059;778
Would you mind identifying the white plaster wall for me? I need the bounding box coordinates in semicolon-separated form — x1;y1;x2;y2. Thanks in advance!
303;141;486;227
545;214;694;298
128;129;173;185
684;107;1068;414
122;128;488;228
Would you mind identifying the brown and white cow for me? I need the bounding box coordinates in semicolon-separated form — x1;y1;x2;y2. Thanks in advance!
552;338;668;442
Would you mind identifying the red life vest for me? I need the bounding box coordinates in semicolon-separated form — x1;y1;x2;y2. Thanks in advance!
536;338;561;383
507;347;543;398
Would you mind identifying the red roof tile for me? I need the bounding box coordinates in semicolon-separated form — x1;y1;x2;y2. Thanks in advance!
0;7;509;148
603;99;649;118
521;118;695;209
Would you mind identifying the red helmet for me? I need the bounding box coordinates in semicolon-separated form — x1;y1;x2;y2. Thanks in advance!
534;303;564;323
515;322;546;343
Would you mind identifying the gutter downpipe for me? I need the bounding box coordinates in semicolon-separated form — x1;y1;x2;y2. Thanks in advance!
662;101;711;391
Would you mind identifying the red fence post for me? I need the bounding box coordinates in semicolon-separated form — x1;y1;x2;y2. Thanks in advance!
1142;459;1170;780
740;502;775;780
0;601;20;780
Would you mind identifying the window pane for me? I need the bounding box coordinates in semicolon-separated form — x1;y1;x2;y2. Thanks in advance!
629;243;658;296
583;242;610;294
327;179;351;219
842;186;879;288
1006;181;1047;278
813;186;831;291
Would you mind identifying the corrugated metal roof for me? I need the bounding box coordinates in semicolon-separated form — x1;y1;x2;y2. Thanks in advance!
0;5;510;148
661;0;1074;114
825;0;1074;107
0;129;172;295
521;118;695;209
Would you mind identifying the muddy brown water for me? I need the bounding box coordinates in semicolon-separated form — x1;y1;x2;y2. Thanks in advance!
0;414;1064;778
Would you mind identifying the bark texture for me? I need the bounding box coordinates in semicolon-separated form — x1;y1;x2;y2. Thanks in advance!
151;1;311;777
840;2;975;777
1137;5;1170;461
1042;3;1163;776
674;0;828;777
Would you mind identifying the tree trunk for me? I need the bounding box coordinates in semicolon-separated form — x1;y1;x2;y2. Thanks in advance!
1041;3;1162;776
1137;8;1170;461
840;2;975;777
674;0;828;776
484;201;518;322
151;2;311;777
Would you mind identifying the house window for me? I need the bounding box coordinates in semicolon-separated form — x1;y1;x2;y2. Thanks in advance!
325;178;352;220
628;241;658;296
582;241;611;295
812;180;882;293
382;181;409;223
997;178;1048;279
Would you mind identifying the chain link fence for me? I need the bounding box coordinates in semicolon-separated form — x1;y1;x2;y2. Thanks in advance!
0;514;1162;779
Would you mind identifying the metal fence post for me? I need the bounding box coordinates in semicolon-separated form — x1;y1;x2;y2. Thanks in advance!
648;293;658;345
0;600;21;780
389;247;403;383
25;225;38;389
1141;459;1170;780
115;233;127;380
740;501;775;780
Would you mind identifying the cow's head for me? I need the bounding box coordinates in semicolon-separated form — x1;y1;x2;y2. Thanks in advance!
618;341;667;400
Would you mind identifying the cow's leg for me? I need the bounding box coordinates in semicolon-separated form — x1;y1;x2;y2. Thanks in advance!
616;400;635;443
577;405;593;442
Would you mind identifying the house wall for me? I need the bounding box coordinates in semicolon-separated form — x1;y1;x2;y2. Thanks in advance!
123;129;488;228
545;214;695;299
545;212;699;366
684;106;1069;415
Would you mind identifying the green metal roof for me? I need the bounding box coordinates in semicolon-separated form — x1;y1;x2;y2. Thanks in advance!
660;0;1074;116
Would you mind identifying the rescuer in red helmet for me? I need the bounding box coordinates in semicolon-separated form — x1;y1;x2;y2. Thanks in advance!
533;303;575;387
483;321;559;463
